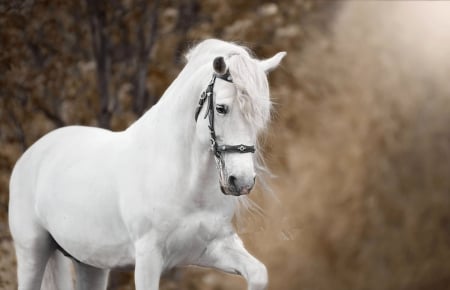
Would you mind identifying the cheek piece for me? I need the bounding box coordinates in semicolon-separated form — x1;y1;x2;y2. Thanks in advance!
194;68;256;184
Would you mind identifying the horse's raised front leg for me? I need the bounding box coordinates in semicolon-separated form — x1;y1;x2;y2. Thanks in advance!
134;234;164;290
74;262;109;290
196;234;268;290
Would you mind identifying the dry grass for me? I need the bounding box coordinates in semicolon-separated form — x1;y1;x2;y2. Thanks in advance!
1;2;450;290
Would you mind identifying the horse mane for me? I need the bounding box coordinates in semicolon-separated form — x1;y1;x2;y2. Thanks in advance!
186;39;275;226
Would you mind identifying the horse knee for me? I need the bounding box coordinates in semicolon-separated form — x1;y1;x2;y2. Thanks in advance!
247;262;268;290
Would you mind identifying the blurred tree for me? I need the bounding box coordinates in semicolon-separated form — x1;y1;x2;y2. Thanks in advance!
86;0;113;128
133;0;159;116
173;0;199;64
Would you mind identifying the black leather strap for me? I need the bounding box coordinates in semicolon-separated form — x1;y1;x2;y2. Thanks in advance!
195;69;255;167
194;91;207;121
216;144;255;153
195;71;232;122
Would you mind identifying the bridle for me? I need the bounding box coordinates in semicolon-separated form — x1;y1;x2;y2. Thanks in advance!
194;69;255;181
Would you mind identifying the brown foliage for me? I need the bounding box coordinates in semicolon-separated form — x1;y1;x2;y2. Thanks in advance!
1;1;450;290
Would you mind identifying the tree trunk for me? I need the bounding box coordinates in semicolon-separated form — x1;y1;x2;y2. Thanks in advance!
86;0;112;129
133;0;159;116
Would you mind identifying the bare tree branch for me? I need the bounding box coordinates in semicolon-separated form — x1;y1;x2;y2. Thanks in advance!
33;101;65;129
133;0;159;116
174;0;199;64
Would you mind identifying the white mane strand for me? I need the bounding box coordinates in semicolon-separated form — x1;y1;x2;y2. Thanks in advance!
228;54;271;132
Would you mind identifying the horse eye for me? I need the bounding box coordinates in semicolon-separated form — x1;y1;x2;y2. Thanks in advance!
216;104;228;114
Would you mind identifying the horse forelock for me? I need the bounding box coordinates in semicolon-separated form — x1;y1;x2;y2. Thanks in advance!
228;54;271;133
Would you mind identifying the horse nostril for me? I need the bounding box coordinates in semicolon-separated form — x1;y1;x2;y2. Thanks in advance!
228;175;237;190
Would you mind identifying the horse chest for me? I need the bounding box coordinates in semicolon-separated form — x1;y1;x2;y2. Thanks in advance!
157;212;234;268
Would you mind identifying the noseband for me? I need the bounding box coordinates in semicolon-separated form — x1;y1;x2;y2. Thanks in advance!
194;70;255;177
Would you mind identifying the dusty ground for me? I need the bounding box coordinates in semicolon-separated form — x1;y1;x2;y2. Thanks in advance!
1;2;450;290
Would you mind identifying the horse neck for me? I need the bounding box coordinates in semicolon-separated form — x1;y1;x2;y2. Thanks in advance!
126;63;235;213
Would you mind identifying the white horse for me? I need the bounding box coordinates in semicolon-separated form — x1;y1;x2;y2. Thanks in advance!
8;39;285;290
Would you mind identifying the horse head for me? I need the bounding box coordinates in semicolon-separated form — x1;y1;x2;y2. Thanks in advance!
194;50;286;196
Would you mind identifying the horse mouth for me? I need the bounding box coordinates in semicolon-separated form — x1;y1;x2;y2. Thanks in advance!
220;183;253;196
220;185;241;196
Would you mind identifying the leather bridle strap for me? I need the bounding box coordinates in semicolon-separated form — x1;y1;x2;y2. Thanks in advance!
194;70;255;161
194;72;232;122
216;144;255;154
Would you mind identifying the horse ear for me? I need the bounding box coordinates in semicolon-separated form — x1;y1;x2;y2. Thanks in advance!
213;56;228;75
260;51;286;73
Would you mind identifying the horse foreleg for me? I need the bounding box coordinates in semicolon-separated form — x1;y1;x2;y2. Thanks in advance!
196;234;268;290
14;238;53;290
74;262;109;290
134;235;163;290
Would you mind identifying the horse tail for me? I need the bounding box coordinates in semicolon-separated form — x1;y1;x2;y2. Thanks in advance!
42;251;74;290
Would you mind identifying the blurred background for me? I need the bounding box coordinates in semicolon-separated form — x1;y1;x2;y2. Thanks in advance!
1;1;450;289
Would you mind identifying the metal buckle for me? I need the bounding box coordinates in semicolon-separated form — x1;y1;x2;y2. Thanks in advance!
238;145;246;152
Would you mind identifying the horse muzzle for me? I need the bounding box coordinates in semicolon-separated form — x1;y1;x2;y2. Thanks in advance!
220;175;255;196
